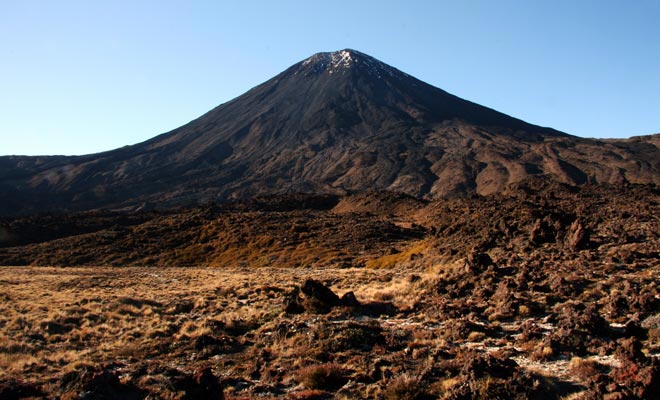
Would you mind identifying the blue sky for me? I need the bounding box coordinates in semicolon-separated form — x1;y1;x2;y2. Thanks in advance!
1;1;659;155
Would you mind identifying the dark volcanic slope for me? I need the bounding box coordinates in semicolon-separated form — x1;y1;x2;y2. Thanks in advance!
1;49;660;214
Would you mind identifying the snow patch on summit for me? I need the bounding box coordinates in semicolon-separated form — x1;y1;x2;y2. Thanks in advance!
299;49;407;79
301;50;354;73
330;50;354;70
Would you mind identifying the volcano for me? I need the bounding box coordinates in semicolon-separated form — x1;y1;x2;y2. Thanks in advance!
1;49;659;215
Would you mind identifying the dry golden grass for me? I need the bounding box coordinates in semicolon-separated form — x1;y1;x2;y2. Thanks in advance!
384;374;428;400
296;363;345;390
364;240;432;269
0;265;422;385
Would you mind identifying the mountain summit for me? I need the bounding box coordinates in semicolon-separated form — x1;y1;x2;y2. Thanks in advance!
298;49;413;78
301;49;374;73
1;49;659;214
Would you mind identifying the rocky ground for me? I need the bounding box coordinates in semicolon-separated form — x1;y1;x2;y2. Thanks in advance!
1;180;660;399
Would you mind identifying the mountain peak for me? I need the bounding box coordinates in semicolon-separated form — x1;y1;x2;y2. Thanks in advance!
5;48;659;215
302;49;359;68
298;49;404;78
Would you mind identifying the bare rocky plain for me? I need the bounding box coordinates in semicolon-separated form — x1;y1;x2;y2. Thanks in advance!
1;179;660;399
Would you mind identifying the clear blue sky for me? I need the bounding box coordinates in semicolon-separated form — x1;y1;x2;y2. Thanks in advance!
1;1;659;155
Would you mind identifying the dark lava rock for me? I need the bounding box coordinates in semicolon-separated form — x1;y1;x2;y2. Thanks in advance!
302;279;340;305
193;334;240;355
301;279;340;313
548;275;589;298
0;379;43;400
442;318;494;342
609;360;660;399
360;301;398;317
529;217;556;245
283;287;305;314
460;352;518;380
60;367;146;400
340;291;360;307
557;303;609;337
518;320;545;342
43;321;74;335
172;367;224;400
284;298;305;314
444;351;554;400
615;337;647;364
618;319;647;340
465;251;493;274
564;219;590;250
